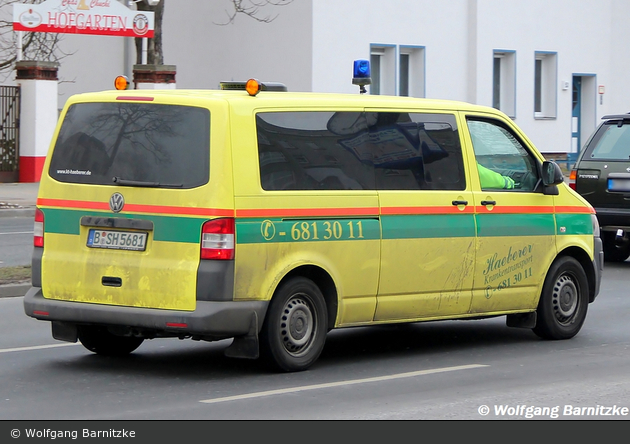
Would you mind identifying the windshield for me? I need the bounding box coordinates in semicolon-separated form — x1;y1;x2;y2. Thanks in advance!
49;102;210;188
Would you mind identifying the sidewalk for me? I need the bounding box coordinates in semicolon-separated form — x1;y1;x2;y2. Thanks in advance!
0;182;38;218
0;182;39;297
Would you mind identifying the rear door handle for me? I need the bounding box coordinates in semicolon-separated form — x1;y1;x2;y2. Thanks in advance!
452;200;468;206
481;200;497;206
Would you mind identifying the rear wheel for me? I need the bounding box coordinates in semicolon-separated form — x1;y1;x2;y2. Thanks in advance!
78;326;144;356
602;231;630;262
532;256;589;340
260;277;328;372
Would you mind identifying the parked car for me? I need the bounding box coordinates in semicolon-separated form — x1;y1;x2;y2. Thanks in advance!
570;113;630;262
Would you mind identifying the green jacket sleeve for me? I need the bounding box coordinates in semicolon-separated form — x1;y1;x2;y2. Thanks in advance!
477;164;515;189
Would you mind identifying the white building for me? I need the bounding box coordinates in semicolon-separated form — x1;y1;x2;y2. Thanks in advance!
10;0;630;158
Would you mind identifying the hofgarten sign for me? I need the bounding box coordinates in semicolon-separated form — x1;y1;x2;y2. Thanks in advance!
13;0;154;38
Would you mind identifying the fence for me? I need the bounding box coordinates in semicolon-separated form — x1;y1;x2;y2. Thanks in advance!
0;85;20;182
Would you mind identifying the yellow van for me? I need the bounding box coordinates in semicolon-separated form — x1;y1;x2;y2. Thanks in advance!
24;74;603;372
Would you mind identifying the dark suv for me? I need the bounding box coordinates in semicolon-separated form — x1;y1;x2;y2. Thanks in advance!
571;113;630;262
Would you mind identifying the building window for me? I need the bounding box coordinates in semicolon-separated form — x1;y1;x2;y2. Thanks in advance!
534;59;542;112
399;53;409;96
370;53;381;95
534;52;557;119
371;45;425;97
493;57;501;109
493;50;516;117
399;46;425;98
370;45;396;96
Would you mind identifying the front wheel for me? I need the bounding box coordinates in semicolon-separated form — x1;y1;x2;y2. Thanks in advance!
78;326;144;356
532;256;589;340
260;277;328;372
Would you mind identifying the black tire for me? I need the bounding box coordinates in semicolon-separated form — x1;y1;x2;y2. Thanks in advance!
260;277;328;372
78;326;144;356
532;256;589;340
602;231;630;262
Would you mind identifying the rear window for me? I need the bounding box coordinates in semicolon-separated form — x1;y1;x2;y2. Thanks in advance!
586;122;630;161
49;102;210;188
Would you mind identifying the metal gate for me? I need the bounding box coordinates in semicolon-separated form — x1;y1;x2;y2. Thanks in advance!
0;85;20;182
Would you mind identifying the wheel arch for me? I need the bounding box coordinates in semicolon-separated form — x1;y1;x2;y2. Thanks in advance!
278;265;338;330
557;246;597;303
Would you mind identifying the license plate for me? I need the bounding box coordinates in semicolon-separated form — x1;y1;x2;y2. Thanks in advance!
608;178;630;192
87;229;148;251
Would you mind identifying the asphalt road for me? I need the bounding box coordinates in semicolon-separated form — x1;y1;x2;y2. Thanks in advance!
0;217;33;268
1;260;629;421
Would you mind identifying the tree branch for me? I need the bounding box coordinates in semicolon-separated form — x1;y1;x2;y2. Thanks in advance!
215;0;294;25
0;0;67;74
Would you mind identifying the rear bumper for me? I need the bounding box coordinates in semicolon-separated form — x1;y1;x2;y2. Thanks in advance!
23;287;268;339
593;207;630;230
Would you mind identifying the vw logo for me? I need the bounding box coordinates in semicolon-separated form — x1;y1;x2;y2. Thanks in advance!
109;193;125;213
627;167;630;173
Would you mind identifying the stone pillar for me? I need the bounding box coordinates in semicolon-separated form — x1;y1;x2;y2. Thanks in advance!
15;61;59;183
132;64;176;90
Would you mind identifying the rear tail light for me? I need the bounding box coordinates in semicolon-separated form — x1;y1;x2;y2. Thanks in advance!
568;169;577;190
34;208;44;247
200;218;235;260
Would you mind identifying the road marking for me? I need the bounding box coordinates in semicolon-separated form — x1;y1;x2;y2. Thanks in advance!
0;231;33;235
199;364;488;404
0;343;79;354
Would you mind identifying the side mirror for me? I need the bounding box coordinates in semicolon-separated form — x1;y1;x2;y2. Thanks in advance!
542;160;565;186
541;160;564;195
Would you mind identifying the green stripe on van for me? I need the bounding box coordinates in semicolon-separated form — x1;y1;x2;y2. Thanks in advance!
42;208;205;243
381;214;476;239
476;213;555;237
555;213;593;236
44;208;591;246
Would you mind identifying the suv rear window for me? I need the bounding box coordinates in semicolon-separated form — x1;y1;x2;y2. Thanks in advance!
49;102;210;188
586;122;630;161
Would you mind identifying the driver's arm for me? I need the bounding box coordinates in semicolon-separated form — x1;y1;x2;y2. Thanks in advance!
477;163;515;189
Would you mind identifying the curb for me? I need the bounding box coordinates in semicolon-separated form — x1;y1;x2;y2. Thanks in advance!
0;282;31;298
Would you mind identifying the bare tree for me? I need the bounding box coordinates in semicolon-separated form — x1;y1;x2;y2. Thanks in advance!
134;0;164;65
134;0;293;65
0;0;69;76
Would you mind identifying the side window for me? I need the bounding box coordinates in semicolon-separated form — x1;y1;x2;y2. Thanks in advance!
466;118;539;192
364;112;465;190
257;112;375;191
256;111;465;192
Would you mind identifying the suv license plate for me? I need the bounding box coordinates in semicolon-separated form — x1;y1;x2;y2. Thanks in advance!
87;229;148;251
608;178;630;192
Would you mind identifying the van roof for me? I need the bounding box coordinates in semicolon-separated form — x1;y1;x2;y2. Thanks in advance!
66;89;500;115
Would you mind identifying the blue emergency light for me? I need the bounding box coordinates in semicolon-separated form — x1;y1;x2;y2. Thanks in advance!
352;59;371;94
